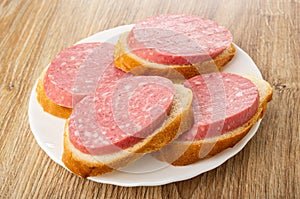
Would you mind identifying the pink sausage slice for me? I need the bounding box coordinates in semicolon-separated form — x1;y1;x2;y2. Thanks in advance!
179;72;259;141
44;42;114;108
127;14;233;65
68;64;175;155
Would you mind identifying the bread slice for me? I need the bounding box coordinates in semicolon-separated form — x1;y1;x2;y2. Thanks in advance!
62;84;194;177
36;69;72;119
153;75;273;166
114;32;236;79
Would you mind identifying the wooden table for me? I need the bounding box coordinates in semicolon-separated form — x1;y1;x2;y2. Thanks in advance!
1;0;299;198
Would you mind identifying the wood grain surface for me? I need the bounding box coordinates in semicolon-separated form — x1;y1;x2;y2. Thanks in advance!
0;0;299;198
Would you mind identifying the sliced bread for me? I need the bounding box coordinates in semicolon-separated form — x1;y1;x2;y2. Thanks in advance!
62;84;193;177
153;75;273;166
114;32;236;80
36;69;72;118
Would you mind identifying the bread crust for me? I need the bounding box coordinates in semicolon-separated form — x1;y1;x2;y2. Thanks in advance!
62;85;194;177
62;124;114;178
153;76;273;166
36;70;72;119
62;113;183;177
114;32;236;79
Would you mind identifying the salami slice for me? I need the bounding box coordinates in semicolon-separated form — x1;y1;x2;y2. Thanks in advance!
44;42;114;108
68;63;175;155
179;72;259;141
127;14;233;65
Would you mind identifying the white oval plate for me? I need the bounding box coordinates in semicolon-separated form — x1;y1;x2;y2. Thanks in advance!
28;25;263;187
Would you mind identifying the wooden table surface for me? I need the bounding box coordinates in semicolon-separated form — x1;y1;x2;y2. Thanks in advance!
0;0;299;198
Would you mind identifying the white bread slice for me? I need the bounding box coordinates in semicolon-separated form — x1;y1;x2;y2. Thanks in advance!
62;84;193;177
153;75;273;166
36;69;72;119
114;32;236;79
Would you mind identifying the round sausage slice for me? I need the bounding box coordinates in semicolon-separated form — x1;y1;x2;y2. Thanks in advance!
179;72;259;141
127;14;233;65
68;64;175;155
44;42;114;108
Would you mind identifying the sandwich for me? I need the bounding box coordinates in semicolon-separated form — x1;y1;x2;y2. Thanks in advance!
153;72;273;165
114;14;236;79
36;42;115;118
